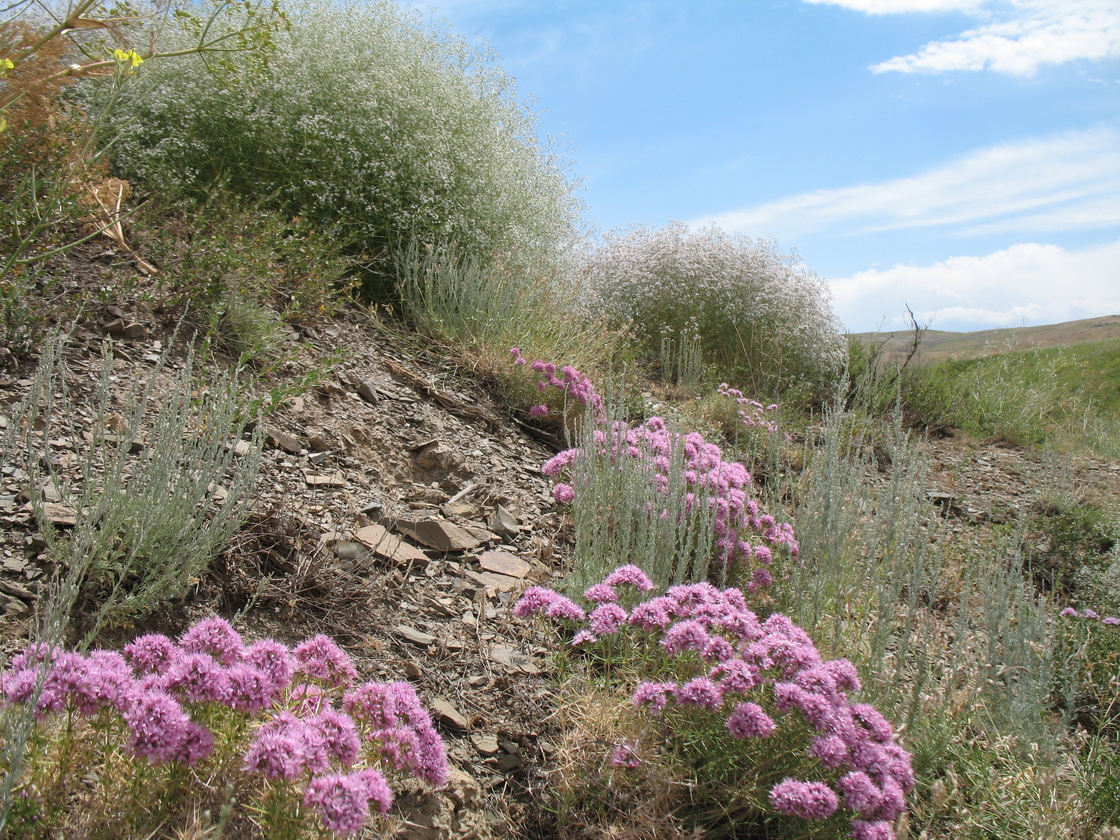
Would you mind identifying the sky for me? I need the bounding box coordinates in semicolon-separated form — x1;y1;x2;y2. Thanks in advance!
408;0;1120;333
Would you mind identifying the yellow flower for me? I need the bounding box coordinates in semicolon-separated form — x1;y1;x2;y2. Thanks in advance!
0;58;14;75
111;48;143;68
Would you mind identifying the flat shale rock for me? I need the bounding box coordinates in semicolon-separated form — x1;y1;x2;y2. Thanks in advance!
353;523;429;564
395;518;482;553
477;550;530;579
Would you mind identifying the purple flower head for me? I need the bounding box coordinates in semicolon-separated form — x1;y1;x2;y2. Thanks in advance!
1060;607;1080;617
674;677;724;712
544;593;587;622
608;742;642;768
809;734;850;769
711;659;763;694
583;583;619;603
225;663;279;713
851;704;894;743
552;483;576;504
359;767;394;814
164;652;231;705
603;564;655;591
628;597;675;630
304;771;376;836
343;682;399;729
822;659;862;693
179;617;244;665
308;708;361;767
293;635;358;690
245;711;329;778
243;639;293;690
589;603;628;637
174;720;215;766
661;620;711;657
122;689;190;763
769;778;839;820
632;681;677;714
850;821;895;840
123;634;179;675
726;702;776;739
837;771;882;816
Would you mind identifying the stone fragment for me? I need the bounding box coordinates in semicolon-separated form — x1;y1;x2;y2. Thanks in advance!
412;441;462;473
394;518;482;553
463;570;523;593
304;471;346;488
395;625;437;646
471;733;500;757
266;428;302;455
488;644;540;675
478;550;530;579
430;697;469;730
489;505;521;539
356;380;379;404
354;524;429;565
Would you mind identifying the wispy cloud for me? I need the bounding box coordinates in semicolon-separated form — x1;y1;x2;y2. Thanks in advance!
691;128;1120;240
828;240;1120;331
805;0;1120;76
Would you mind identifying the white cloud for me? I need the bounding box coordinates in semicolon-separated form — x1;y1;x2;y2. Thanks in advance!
691;128;1120;240
806;0;1120;76
828;240;1120;331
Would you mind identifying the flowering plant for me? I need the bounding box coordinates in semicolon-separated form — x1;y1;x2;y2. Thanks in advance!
515;351;798;592
0;617;447;838
516;567;913;839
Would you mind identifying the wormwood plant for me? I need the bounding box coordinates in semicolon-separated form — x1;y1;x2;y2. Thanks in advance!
8;330;263;632
516;567;914;839
779;387;1085;838
396;240;626;400
580;222;846;399
0;616;448;837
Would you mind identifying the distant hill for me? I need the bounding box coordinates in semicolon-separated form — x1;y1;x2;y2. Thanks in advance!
851;314;1120;365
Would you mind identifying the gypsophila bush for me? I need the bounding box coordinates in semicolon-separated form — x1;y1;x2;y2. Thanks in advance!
581;222;846;398
514;350;798;594
105;0;581;298
516;566;914;839
0;616;448;838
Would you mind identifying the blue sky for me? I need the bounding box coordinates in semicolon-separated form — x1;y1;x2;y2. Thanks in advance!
409;0;1119;333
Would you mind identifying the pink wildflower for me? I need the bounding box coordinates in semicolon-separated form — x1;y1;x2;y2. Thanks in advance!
769;778;839;820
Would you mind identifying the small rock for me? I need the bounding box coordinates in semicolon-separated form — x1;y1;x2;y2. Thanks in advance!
463;570;524;593
478;550;531;579
356;380;380;404
395;518;482;553
395;625;437;646
354;524;429;565
266;428;302;455
489;505;521;539
304;471;346;488
471;734;500;756
430;697;469;730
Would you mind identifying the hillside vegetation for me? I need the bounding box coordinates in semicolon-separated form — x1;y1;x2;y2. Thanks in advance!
2;2;1119;839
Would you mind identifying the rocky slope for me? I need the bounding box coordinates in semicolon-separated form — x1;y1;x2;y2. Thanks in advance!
0;303;1117;838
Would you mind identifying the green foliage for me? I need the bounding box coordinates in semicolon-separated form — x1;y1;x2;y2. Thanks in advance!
137;193;355;362
581;222;847;400
8;331;262;632
1024;498;1116;596
106;0;581;298
852;335;1120;456
396;240;627;405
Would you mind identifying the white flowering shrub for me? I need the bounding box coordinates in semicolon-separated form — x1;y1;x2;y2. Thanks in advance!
581;222;846;397
105;0;581;297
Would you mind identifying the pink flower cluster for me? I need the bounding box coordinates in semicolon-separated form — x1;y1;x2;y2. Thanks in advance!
509;348;604;419
0;617;448;837
540;414;798;591
515;569;913;839
1060;606;1120;626
718;382;784;436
